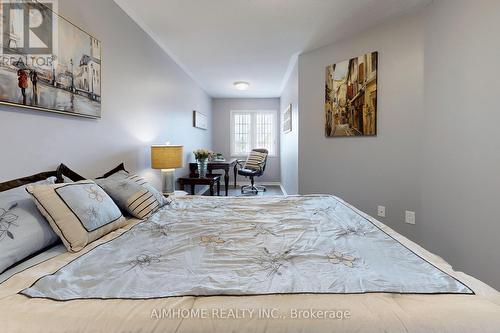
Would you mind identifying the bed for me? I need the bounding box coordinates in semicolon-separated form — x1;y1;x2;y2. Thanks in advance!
1;195;499;332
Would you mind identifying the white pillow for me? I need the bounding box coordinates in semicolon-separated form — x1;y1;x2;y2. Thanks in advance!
26;180;127;252
0;177;59;273
96;173;168;219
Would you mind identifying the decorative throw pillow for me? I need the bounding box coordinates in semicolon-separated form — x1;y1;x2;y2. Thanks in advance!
244;150;268;171
96;173;168;220
26;180;126;252
0;177;60;273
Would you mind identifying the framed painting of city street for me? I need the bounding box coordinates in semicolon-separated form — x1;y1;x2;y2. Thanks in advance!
325;51;377;137
0;1;101;118
283;103;292;133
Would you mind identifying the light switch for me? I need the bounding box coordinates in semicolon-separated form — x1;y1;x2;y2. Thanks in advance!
405;211;415;225
377;205;386;218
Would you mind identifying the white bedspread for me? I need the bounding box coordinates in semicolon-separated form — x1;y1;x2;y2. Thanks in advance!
1;195;499;333
22;195;472;299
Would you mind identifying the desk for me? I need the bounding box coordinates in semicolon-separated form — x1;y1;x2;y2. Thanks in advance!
189;159;237;196
178;174;221;196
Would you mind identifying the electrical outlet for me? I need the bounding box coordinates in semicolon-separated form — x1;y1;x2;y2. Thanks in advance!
405;210;415;225
377;205;386;218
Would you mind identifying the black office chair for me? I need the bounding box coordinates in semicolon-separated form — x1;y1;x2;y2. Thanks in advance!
235;149;268;194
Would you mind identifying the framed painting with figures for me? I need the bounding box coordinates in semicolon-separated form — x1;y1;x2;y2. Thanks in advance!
0;1;101;118
325;51;377;137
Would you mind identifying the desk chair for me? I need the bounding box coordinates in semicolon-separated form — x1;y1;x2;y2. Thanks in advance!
235;149;268;194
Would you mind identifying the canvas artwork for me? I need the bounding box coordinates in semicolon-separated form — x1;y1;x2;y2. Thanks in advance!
193;110;207;130
325;51;377;137
0;1;101;118
283;103;292;133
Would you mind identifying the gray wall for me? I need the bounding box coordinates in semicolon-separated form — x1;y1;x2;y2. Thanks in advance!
0;0;212;190
212;98;281;183
279;62;299;194
298;10;425;242
419;0;500;290
298;0;500;290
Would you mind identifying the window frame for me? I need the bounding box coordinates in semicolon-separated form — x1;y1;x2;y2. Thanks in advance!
230;109;278;158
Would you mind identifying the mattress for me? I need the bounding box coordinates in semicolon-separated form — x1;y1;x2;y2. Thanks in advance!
0;195;499;333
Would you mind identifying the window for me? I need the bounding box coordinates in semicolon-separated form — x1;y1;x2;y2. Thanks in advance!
230;110;277;157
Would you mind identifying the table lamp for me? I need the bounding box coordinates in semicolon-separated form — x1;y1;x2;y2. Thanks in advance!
151;145;183;194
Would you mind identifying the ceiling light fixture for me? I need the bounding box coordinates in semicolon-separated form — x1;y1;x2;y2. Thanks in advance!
233;81;250;91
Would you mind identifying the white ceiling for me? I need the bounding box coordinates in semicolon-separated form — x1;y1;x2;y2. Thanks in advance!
114;0;431;98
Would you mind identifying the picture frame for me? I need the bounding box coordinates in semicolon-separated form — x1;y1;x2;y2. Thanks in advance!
193;110;207;130
283;103;292;133
0;1;102;118
325;51;378;137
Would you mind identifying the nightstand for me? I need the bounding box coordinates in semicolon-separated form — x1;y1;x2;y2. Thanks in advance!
178;174;221;196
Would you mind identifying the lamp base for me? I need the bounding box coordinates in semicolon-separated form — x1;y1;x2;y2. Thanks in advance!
161;169;175;194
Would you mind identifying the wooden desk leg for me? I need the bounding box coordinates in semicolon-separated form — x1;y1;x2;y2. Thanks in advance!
209;183;214;196
234;164;237;188
224;168;229;196
217;180;220;196
190;184;195;195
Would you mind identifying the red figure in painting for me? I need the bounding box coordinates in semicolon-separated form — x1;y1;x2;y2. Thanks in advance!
17;69;29;105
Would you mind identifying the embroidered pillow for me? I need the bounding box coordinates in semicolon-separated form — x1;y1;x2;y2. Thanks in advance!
0;177;59;273
26;180;126;252
96;173;168;220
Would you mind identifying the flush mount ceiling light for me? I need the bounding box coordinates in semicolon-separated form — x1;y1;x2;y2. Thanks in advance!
233;81;250;91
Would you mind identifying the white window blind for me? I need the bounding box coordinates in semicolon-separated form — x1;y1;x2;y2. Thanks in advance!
230;110;277;156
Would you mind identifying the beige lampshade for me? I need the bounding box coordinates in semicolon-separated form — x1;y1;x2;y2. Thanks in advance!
151;145;183;169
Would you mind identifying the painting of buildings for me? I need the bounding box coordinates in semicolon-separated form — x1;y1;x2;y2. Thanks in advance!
0;1;101;118
325;52;377;137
